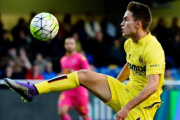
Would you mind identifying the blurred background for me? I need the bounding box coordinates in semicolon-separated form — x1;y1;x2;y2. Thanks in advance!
1;0;180;120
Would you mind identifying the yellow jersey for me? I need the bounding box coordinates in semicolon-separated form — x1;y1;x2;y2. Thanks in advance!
124;32;165;108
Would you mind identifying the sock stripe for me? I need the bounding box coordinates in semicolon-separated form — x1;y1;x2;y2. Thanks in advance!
48;75;67;83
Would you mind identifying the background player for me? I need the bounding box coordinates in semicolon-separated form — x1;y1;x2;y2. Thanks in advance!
58;38;91;120
4;1;165;120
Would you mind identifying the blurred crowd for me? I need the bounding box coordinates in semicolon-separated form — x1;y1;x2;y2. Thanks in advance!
0;12;180;86
0;12;126;80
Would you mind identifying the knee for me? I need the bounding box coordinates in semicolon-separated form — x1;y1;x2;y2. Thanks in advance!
58;109;67;117
78;69;89;79
78;69;89;74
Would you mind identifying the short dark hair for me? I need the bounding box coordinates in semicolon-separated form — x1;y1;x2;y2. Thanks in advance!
127;1;152;30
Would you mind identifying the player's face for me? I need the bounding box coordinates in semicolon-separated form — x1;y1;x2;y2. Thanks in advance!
121;10;137;37
64;38;76;53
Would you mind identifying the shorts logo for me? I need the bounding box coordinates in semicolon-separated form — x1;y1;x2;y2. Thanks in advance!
139;55;143;64
129;54;131;58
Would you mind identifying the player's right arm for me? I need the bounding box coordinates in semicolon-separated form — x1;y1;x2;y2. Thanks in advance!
117;39;131;83
116;63;130;83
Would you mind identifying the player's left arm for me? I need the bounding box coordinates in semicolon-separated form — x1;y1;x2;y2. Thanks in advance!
116;74;159;120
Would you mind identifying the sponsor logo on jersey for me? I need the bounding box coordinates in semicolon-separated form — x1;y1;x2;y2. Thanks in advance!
150;64;162;67
128;62;146;76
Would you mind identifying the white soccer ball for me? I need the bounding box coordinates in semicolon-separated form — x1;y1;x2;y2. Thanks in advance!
30;12;59;41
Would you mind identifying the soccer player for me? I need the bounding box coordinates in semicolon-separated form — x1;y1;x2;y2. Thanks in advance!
58;38;91;120
4;1;165;120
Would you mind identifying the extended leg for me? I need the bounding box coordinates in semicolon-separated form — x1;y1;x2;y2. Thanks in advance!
4;70;111;103
77;70;111;102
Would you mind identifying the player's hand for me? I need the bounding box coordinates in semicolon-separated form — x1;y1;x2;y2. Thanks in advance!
116;106;130;120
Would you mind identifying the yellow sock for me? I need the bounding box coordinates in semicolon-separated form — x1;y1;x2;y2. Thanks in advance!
34;71;79;94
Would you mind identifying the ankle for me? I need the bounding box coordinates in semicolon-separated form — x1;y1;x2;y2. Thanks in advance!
31;84;39;95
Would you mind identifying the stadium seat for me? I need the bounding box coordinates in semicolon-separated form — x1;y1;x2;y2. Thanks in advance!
111;67;122;77
170;68;180;80
98;67;116;77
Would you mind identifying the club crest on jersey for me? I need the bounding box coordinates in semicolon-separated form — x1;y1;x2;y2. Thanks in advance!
139;56;143;64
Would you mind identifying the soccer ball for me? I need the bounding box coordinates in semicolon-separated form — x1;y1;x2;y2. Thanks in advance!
30;12;59;41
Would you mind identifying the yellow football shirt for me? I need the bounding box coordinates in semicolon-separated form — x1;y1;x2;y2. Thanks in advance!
124;32;165;107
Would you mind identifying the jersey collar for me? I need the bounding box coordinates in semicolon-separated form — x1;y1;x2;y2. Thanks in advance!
136;31;151;45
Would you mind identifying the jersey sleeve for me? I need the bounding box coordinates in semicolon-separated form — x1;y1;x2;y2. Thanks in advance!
80;55;90;70
145;43;165;76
